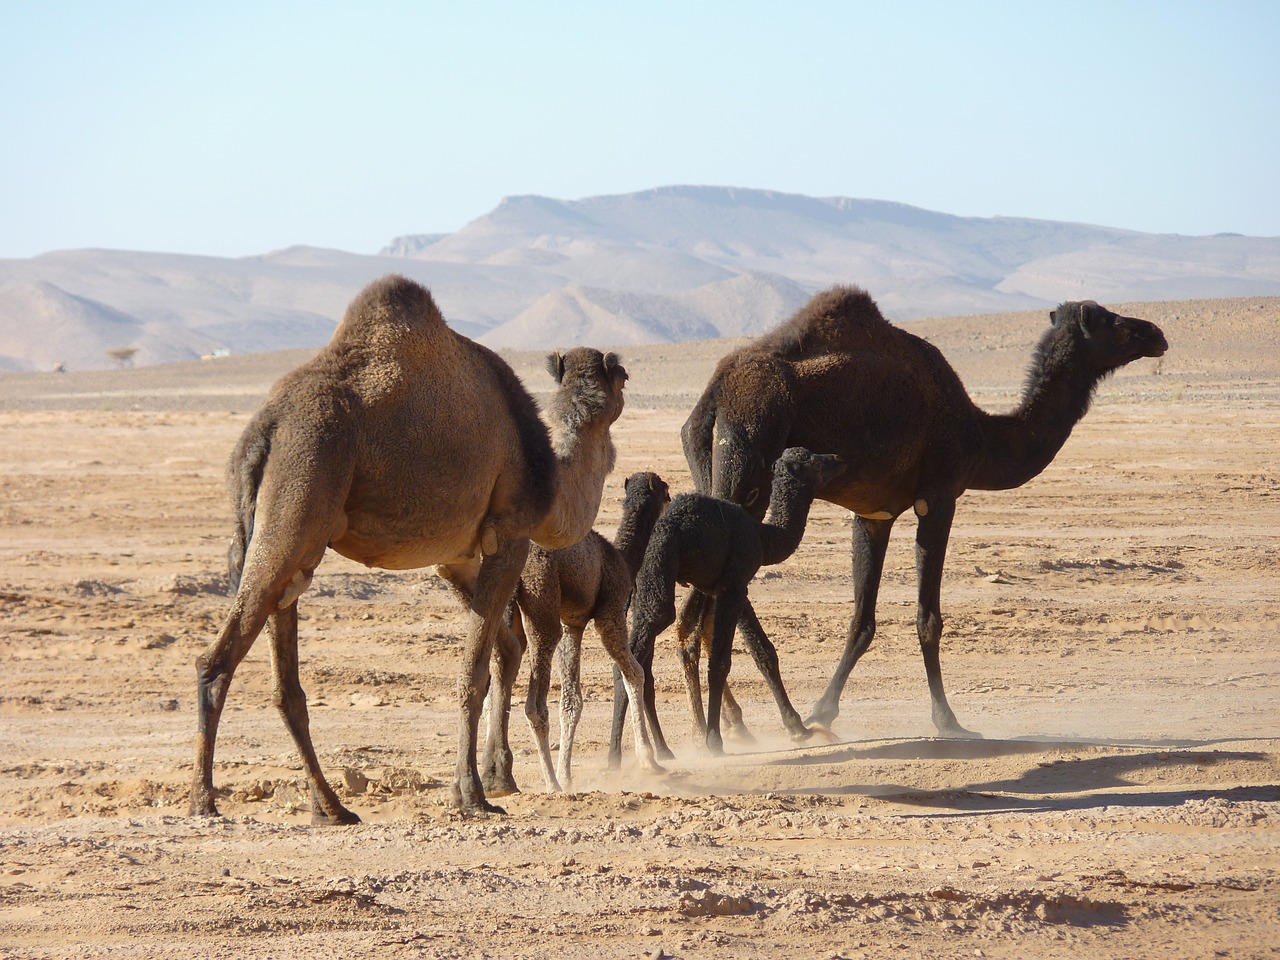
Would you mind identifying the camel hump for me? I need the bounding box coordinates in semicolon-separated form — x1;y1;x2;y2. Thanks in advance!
331;274;447;346
761;284;890;356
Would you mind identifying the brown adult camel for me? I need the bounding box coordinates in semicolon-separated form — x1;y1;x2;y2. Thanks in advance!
190;274;626;819
516;471;671;791
680;286;1168;738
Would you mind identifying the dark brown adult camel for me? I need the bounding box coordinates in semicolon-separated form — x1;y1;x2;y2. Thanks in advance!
190;274;626;819
680;286;1168;738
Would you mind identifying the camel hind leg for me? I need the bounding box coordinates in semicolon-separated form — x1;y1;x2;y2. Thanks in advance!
612;551;678;767
192;557;330;818
676;589;709;742
191;597;271;817
809;515;894;728
267;603;360;824
914;498;979;738
704;586;748;756
521;592;566;793
553;624;584;789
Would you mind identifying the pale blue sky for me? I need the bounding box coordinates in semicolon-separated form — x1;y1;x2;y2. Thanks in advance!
2;0;1277;259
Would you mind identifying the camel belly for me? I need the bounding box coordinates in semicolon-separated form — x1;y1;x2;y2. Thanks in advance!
822;476;917;521
329;523;479;571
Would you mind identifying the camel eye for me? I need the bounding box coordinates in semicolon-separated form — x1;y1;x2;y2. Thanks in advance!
745;488;760;507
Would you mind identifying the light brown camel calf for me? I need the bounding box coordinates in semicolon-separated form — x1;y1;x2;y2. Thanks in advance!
516;471;670;791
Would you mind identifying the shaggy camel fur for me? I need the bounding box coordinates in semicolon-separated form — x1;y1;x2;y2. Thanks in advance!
191;274;625;819
517;471;670;791
681;287;1168;738
615;447;846;756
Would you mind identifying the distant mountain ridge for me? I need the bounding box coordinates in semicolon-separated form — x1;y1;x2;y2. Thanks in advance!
2;185;1278;371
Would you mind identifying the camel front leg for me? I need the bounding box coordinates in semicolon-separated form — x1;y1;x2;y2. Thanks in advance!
719;683;754;743
447;542;528;814
915;498;979;738
481;607;526;796
809;516;894;728
704;587;747;756
683;592;758;742
267;603;359;824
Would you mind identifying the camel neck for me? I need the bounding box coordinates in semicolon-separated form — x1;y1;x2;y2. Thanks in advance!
758;482;815;566
532;423;617;550
971;332;1099;491
613;501;662;581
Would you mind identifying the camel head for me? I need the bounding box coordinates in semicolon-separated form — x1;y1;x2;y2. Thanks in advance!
545;348;628;430
624;471;671;511
1050;301;1168;374
774;446;848;494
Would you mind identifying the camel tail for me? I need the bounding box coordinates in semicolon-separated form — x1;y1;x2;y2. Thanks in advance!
225;416;274;593
681;386;717;494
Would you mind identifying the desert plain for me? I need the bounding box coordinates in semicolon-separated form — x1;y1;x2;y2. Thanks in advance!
0;296;1277;959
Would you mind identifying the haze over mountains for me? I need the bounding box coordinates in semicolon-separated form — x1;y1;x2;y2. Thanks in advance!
2;185;1278;371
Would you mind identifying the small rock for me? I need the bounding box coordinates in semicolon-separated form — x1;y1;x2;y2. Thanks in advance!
341;769;370;794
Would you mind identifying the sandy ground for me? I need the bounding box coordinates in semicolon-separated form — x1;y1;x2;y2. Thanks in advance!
0;296;1277;959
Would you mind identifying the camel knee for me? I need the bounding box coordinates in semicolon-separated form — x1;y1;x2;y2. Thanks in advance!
278;569;313;610
917;610;943;648
846;614;877;658
271;676;307;717
524;699;550;734
560;681;583;718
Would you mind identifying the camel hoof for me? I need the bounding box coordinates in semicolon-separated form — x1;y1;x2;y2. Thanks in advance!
449;788;508;816
727;726;758;745
655;745;676;762
805;706;839;729
456;801;508;816
642;762;668;777
190;789;224;819
938;725;984;740
804;723;839;744
312;807;362;826
482;776;520;798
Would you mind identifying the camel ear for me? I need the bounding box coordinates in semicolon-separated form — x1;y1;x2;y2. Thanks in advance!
1078;302;1109;337
546;351;565;384
604;351;628;382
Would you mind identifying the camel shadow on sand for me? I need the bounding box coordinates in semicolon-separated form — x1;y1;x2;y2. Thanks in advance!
689;735;1279;816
